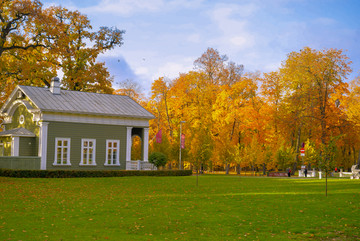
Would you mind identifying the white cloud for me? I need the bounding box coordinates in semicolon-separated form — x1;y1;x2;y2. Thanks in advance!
207;3;257;52
82;0;164;16
135;67;150;76
168;0;205;9
230;35;254;48
314;17;337;26
153;59;194;80
81;0;205;16
187;33;201;43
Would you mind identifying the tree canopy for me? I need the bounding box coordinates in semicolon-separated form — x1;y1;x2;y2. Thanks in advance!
0;0;124;103
147;47;359;174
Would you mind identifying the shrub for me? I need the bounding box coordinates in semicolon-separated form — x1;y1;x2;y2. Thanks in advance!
0;169;192;178
149;152;167;168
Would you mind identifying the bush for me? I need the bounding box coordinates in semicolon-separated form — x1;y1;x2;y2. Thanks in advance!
0;169;192;178
149;152;167;168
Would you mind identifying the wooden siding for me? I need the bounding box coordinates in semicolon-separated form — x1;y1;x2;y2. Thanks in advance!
0;156;40;170
19;137;37;156
46;121;128;170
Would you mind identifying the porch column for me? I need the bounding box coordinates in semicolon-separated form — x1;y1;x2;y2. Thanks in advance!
126;127;133;161
39;122;49;170
11;137;19;156
142;128;149;162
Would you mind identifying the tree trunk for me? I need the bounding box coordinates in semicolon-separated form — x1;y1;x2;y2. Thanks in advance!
293;126;301;175
263;163;266;176
225;163;230;175
236;164;240;175
325;170;328;197
196;167;199;187
292;162;297;176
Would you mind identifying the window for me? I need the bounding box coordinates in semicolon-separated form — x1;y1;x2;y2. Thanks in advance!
81;139;96;165
19;115;25;124
105;140;120;166
54;138;71;165
0;143;4;156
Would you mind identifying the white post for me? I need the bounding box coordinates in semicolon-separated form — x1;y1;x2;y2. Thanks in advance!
126;127;133;162
11;137;19;156
137;160;141;170
39;122;49;170
298;170;303;177
340;169;343;177
142;128;149;162
319;171;322;179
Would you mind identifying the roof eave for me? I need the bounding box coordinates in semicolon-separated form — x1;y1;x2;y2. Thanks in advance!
0;86;21;114
0;134;36;137
41;110;155;119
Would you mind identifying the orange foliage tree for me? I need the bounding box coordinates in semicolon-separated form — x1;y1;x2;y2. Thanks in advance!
0;0;125;105
146;47;358;173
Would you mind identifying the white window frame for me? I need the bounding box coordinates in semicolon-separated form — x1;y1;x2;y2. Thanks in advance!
53;138;71;166
19;115;25;124
105;140;120;166
80;139;96;166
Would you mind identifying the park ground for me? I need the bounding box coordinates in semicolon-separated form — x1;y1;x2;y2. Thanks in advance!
0;175;359;240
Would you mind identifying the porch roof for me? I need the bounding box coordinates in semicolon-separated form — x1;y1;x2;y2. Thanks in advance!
0;127;36;137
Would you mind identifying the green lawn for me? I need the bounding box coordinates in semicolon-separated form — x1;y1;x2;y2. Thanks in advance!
0;175;359;240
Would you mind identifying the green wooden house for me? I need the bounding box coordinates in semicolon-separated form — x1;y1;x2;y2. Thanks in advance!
0;77;155;170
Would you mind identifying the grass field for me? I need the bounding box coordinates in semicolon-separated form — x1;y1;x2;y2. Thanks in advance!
0;175;359;240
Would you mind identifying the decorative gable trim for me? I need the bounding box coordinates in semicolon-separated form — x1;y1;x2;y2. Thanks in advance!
1;99;40;124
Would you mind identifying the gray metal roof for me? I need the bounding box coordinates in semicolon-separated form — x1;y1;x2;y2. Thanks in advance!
17;86;154;119
0;127;36;137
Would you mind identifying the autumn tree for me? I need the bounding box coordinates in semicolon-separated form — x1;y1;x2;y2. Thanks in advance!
0;0;48;57
114;79;144;103
281;47;352;145
170;71;214;170
146;46;358;174
149;77;174;139
260;71;283;140
212;74;258;174
43;6;124;93
0;0;55;103
194;47;244;87
279;47;352;172
347;77;360;126
344;77;360;167
0;0;125;104
148;77;180;168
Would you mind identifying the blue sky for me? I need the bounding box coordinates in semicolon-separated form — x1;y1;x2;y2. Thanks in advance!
42;0;360;94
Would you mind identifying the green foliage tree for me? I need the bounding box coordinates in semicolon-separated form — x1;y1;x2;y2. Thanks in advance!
318;137;338;196
304;139;319;169
149;152;167;168
276;145;296;171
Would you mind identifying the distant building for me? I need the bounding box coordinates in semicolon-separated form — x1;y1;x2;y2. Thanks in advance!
0;77;155;170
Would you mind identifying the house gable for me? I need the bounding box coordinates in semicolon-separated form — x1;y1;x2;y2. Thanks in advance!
0;87;41;126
